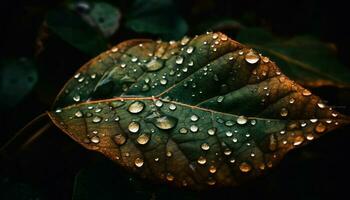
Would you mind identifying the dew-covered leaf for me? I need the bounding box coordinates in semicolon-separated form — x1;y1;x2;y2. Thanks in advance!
48;32;349;189
237;27;350;87
0;58;38;109
125;0;188;39
47;9;108;56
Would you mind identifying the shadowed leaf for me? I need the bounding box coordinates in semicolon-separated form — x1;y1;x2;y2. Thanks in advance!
237;27;350;87
48;32;349;190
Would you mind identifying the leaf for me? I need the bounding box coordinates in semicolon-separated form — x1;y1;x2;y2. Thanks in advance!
0;58;38;109
125;0;188;40
71;1;121;37
48;32;349;190
237;27;350;87
46;9;108;56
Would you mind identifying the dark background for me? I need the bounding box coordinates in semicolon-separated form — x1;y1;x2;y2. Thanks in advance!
1;0;350;199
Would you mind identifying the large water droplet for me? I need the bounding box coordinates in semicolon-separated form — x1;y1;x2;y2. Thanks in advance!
245;50;260;64
137;133;150;145
237;116;248;125
145;58;163;71
128;101;145;114
134;158;144;167
197;156;207;164
239;162;252;172
146;112;178;130
128;121;140;133
113;134;126;145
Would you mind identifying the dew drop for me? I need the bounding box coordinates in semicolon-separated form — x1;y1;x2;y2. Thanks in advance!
280;108;288;117
175;56;184;64
190;125;199;133
145;58;163;71
113;134;126;145
197;156;207;165
111;47;118;52
128;121;140;133
134;158;144;167
269;134;277;151
302;89;312;96
226;131;233;137
224;148;232;156
166;173;174;181
317;101;326;109
220;34;228;41
137;133;150;145
217;96;224;103
73;95;80;102
179;127;188;134
180;36;190;45
315;122;326;133
188;60;194;66
160;79;167;85
306;134;314;141
92;116;102;123
207;128;216;135
131;57;138;62
128;101;145;114
75;111;83;118
207;178;216;186
209;165;217;173
186;46;194;54
155;100;163;107
289;98;295;104
239;162;252;173
201;143;210;151
190;114;199;122
212;33;219;39
293;135;304;146
245;50;260;64
90;136;100;144
262;56;270;63
169;104;177;111
237;116;248;125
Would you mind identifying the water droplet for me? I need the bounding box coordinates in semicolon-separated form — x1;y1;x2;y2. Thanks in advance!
152;115;178;130
262;56;270;63
293;135;304;146
176;56;184;64
190;114;199;122
166;173;174;181
225;121;234;126
317;101;325;109
280;108;288;117
310;118;318;123
75;111;83;118
237;116;248;125
197;156;207;164
155;100;163;107
269;134;277;151
289;98;295;104
209;165;217;173
128;101;145;114
201;143;210;151
131;57;138;62
160;79;167;85
245;50;260;64
145;58;163;71
179;127;188;134
111;47;118;52
190;125;199;133
128;121;140;133
180;36;190;45
207;128;216;135
212;33;219;39
302;89;312;96
120;63;126;68
217;96;224;103
74;73;81;79
169;104;177;111
55;109;62;113
306;134;314;140
224;148;232;155
207;178;216;186
90;135;100;144
113;134;126;145
220;34;228;41
186;46;194;54
137;133;150;145
92;116;102;123
73;95;80;102
239;162;252;172
166;151;172;157
315;122;326;133
232;138;238;143
134;158;144;167
188;60;194;66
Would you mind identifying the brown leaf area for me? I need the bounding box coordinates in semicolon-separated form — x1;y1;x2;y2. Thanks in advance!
48;32;349;190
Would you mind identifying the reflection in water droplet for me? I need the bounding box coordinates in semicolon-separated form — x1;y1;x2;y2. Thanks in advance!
245;50;260;64
135;158;144;167
137;133;150;145
201;143;210;151
280;108;288;117
176;56;184;64
128;101;145;114
90;136;100;144
128;121;140;133
315;122;326;133
197;156;207;164
75;111;83;118
239;162;252;172
92;116;102;123
113;134;126;145
237;116;248;125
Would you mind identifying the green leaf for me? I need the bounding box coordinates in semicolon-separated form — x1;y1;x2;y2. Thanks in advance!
47;9;108;56
0;58;38;109
237;27;350;87
48;32;349;190
125;0;188;40
71;2;121;37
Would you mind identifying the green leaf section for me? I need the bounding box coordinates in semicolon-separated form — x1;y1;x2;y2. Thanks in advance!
0;58;38;109
49;32;349;190
237;27;350;87
47;9;108;56
125;0;188;40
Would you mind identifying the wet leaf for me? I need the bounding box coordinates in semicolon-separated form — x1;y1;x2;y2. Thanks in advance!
71;1;121;37
125;0;188;39
237;27;350;87
0;58;38;109
48;32;349;189
46;9;108;56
